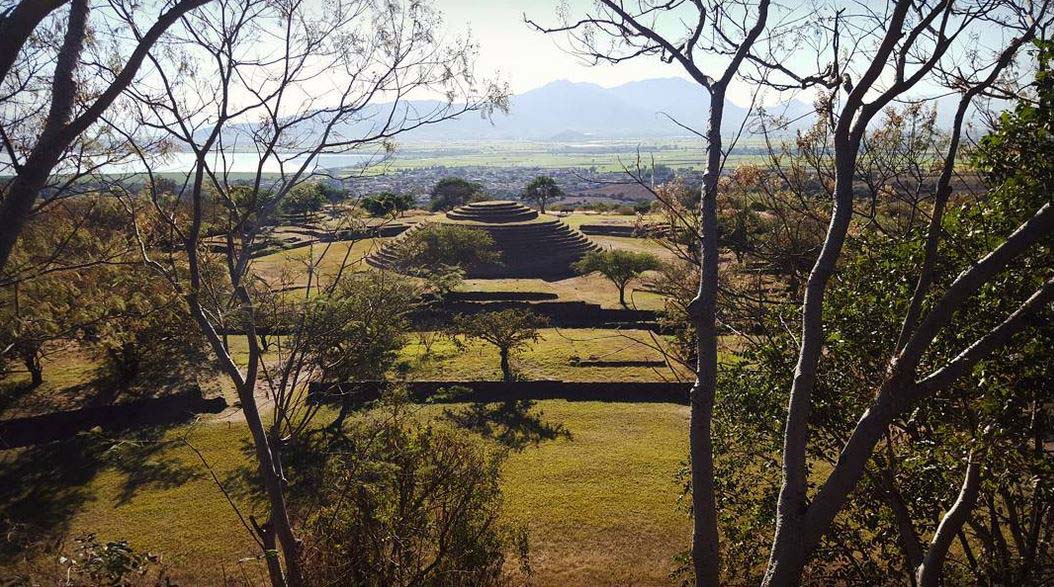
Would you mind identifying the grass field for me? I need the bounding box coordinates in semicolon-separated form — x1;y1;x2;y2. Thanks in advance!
1;400;691;586
252;237;386;286
402;328;690;382
1;209;696;584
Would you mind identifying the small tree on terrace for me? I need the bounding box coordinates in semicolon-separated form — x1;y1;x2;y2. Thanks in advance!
429;177;485;211
574;249;662;308
521;176;563;214
453;309;548;382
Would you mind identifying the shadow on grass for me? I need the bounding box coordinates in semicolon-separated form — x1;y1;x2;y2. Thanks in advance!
0;426;202;563
0;381;39;417
443;400;572;451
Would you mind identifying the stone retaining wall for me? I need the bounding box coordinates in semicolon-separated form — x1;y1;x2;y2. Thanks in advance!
310;380;691;406
0;389;227;449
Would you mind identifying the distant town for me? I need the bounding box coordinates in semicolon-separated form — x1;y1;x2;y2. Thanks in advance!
340;164;701;205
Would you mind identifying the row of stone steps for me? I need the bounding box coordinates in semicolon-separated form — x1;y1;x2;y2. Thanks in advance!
366;201;600;278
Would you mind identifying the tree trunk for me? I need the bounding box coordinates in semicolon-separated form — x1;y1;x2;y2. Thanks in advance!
618;283;628;308
255;517;287;587
763;130;862;587
235;359;303;586
0;0;87;272
687;87;725;587
23;351;43;387
500;347;512;382
184;157;302;587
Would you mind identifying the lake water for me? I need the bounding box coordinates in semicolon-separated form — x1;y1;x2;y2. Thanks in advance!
102;151;378;175
0;151;381;177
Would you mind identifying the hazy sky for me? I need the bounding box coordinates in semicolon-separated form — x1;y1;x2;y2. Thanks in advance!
435;1;811;108
439;1;696;92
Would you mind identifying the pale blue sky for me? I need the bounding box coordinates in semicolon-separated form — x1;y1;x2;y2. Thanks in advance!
441;0;695;92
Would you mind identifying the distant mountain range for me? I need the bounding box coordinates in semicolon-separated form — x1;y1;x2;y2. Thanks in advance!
390;77;814;141
203;77;988;146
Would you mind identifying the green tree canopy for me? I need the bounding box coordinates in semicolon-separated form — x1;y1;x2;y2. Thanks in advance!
362;191;415;217
395;224;500;274
429;177;485;211
452;309;548;382
283;182;327;215
521;176;564;214
574;249;662;307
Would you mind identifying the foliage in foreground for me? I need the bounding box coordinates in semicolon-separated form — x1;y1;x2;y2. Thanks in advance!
301;399;530;587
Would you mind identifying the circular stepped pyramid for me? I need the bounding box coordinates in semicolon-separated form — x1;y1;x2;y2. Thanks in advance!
366;200;600;278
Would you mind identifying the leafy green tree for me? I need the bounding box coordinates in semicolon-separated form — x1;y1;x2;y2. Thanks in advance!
302;396;527;586
0;199;129;387
521;176;564;214
429;177;484;211
362;191;415;217
305;271;420;427
93;266;208;392
0;283;64;387
453;309;548;382
574;249;662;307
395;224;500;274
283;182;327;215
319;182;348;203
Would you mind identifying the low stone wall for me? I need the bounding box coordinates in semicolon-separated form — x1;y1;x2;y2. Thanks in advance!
310;380;691;407
578;224;639;237
444;291;559;302
0;388;228;449
573;360;668;368
413;300;659;329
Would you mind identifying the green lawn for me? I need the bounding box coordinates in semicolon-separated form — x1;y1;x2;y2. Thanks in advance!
1;210;698;584
1;400;691;586
402;328;690;382
252;237;387;287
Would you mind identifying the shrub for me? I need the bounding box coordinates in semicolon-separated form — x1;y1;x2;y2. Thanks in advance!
394;224;500;273
302;401;529;586
59;534;171;587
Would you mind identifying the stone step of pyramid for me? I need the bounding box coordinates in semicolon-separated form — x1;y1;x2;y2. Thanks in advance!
366;200;601;278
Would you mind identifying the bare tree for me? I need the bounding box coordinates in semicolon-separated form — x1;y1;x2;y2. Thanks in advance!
0;0;215;274
116;1;504;585
527;2;772;582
